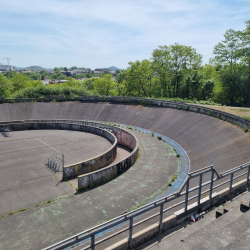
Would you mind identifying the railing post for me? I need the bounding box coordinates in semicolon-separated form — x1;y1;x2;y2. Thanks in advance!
230;173;234;192
209;169;214;199
128;217;134;246
198;174;203;205
159;204;164;230
185;177;190;212
247;166;250;183
91;235;95;250
62;154;64;178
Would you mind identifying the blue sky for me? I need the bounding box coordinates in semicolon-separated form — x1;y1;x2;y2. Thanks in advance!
0;0;250;69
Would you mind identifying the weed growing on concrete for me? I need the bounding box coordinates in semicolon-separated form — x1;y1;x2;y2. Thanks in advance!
172;175;177;182
0;215;5;219
243;116;250;120
52;99;57;102
9;208;28;215
151;132;154;137
157;136;162;140
244;128;249;133
176;153;180;158
126;126;133;129
173;149;177;154
36;204;39;207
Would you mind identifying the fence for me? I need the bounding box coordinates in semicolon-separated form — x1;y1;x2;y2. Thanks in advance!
47;155;64;172
43;161;250;250
0;127;10;137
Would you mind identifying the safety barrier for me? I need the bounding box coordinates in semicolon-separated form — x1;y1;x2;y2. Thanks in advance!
43;160;250;250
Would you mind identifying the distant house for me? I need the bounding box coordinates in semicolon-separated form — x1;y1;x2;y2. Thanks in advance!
41;78;51;85
49;80;67;85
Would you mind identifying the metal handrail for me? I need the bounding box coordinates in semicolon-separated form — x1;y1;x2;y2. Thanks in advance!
43;161;250;250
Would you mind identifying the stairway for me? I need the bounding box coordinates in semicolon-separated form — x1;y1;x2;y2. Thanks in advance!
141;191;250;250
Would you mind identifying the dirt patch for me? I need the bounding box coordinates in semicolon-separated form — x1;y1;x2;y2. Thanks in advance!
202;105;250;119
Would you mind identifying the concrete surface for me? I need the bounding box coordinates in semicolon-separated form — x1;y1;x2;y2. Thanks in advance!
0;128;178;250
0;129;112;215
0;102;249;249
143;192;250;250
68;145;132;188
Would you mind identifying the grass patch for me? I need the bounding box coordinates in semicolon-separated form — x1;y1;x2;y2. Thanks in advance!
9;208;28;215
172;174;178;182
243;116;250;120
126;126;133;130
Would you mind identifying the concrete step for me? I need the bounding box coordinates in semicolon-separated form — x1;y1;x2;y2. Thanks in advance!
163;206;243;250
192;209;250;250
143;211;216;250
223;226;250;250
144;192;250;250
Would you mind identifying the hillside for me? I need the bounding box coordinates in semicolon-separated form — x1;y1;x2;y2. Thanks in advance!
107;66;119;71
24;66;44;71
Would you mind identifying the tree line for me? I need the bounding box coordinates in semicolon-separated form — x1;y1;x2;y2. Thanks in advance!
1;20;249;106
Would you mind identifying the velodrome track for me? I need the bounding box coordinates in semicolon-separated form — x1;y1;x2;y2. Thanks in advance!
1;101;249;172
0;101;250;249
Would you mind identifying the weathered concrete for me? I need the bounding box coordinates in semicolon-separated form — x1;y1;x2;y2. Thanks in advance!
0;129;112;215
0;130;178;250
0;121;118;179
105;178;250;250
78;126;138;190
0;101;249;249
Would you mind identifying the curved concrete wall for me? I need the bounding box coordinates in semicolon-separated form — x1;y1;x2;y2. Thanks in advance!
0;101;249;178
0;121;118;179
77;124;139;190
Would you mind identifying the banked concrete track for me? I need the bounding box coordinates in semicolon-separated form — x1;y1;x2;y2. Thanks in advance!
1;101;249;172
0;101;250;250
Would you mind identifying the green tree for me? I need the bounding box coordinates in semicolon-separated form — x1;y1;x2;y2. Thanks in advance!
213;29;243;105
94;74;115;96
126;60;153;97
11;73;30;92
69;66;77;70
51;68;65;80
151;44;202;98
0;74;12;96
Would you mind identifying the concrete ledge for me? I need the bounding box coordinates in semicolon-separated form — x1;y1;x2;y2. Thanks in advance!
78;126;139;190
104;178;249;250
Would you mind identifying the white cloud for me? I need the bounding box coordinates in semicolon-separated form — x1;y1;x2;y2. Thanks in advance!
0;0;249;68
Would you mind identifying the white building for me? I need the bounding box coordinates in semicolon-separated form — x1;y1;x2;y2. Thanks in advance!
0;64;16;71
